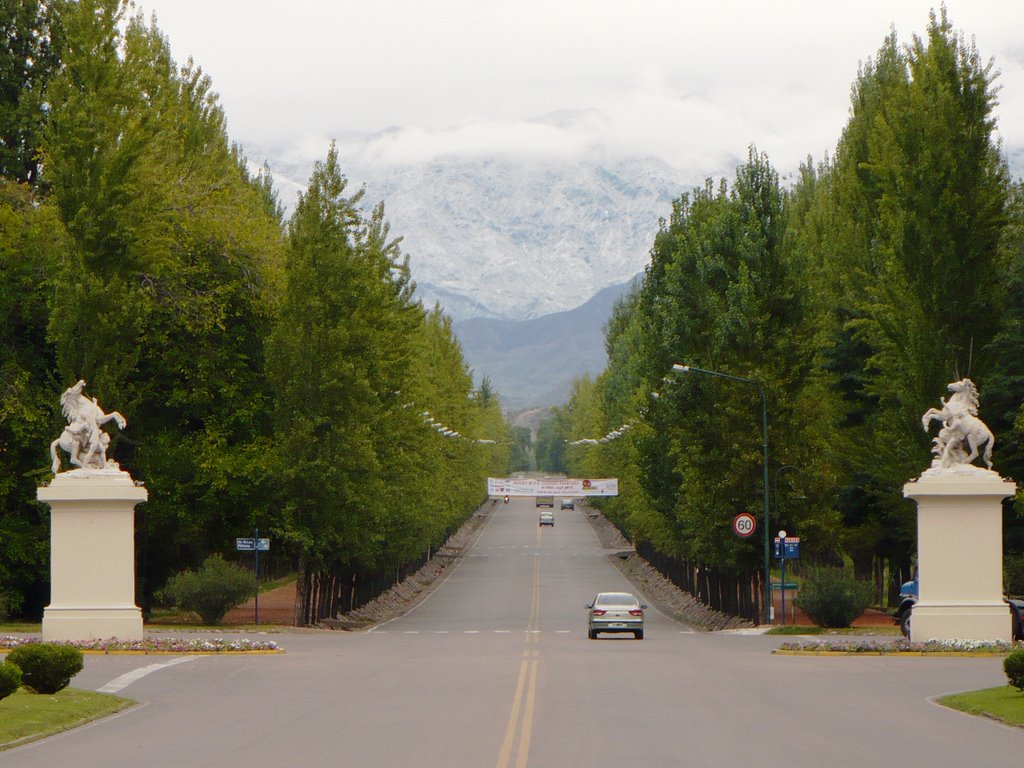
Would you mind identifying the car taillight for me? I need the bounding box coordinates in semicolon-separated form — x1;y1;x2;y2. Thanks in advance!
591;609;606;616
628;609;644;616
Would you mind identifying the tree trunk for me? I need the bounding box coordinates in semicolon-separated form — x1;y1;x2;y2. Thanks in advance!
294;554;310;627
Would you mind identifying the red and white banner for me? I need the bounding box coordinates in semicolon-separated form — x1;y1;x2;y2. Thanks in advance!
487;477;619;497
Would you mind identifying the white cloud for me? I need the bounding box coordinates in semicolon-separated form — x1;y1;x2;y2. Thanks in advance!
139;0;1024;177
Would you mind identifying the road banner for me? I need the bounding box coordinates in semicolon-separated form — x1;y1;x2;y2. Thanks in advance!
487;477;619;497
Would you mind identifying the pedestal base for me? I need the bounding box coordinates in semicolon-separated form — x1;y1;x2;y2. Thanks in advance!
904;467;1016;644
38;469;147;643
42;607;143;642
910;602;1010;644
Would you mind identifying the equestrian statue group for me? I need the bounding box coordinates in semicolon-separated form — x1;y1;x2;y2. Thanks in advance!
921;377;995;470
49;380;127;475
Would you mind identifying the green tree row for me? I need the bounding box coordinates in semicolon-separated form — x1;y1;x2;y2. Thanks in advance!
0;0;510;624
537;9;1024;610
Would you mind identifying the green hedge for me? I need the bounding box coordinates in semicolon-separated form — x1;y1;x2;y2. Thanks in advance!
161;554;256;625
0;660;21;700
793;567;874;628
5;644;83;694
1004;648;1024;691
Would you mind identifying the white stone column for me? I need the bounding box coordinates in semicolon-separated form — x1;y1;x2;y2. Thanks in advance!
38;470;148;642
903;469;1016;643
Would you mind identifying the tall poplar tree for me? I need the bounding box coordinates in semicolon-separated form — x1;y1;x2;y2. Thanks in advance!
805;8;1009;582
0;0;62;185
267;143;423;624
42;1;285;601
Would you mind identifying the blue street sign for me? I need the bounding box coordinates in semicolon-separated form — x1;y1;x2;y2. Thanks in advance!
236;537;256;551
256;538;270;551
773;537;800;559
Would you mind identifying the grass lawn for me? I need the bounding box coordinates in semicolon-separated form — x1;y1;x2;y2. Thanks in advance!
0;687;133;750
938;686;1024;727
0;622;40;633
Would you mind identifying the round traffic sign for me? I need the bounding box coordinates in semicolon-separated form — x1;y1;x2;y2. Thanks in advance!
733;513;757;538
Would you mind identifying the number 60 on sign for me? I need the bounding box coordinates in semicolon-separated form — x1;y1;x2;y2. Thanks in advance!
733;512;757;538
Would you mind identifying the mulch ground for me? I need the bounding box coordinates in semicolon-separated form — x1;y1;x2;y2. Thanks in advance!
223;585;295;625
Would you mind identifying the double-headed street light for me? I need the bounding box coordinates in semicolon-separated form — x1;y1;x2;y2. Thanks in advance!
672;363;771;624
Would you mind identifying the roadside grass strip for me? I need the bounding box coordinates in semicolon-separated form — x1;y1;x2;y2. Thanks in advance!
766;625;901;636
0;688;133;750
0;635;281;654
937;686;1024;727
775;638;1016;656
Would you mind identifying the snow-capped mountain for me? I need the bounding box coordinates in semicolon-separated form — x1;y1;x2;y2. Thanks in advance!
243;113;703;321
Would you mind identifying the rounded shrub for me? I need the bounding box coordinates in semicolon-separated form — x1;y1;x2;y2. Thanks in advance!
1004;648;1024;691
0;659;21;700
793;567;874;628
6;643;84;694
161;554;256;625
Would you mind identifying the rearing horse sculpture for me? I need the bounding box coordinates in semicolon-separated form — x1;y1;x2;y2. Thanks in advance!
921;378;994;469
49;380;127;474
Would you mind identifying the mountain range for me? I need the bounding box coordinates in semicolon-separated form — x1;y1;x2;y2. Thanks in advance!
243;118;698;410
244;113;698;323
452;278;637;412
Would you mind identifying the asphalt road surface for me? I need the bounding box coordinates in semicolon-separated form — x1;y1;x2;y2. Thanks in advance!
5;498;1021;767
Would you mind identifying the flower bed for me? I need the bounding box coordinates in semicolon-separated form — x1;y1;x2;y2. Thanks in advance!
775;638;1015;655
0;635;280;654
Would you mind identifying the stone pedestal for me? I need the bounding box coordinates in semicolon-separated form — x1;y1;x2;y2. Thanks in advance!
38;470;147;642
903;468;1016;643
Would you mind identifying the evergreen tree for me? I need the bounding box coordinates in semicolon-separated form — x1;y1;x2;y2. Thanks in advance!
804;9;1010;584
267;143;424;624
0;181;65;614
0;0;62;185
42;2;285;603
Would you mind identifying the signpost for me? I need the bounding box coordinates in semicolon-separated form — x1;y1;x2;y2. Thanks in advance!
236;529;270;625
773;531;800;624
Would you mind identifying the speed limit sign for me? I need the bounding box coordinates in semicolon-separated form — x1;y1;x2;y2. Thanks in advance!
733;513;757;538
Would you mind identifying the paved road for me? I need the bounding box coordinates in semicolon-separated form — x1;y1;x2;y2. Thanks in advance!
5;498;1021;767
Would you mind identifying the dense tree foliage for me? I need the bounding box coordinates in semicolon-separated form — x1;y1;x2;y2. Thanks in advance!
2;3;1021;626
0;0;62;185
540;9;1024;616
0;1;510;622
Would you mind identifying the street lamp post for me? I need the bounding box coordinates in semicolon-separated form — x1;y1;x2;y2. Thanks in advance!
672;363;771;624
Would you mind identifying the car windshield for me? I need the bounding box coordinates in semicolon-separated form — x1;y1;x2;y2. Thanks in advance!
595;593;637;607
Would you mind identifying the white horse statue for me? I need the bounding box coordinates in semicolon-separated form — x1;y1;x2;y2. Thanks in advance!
49;380;127;474
921;378;994;469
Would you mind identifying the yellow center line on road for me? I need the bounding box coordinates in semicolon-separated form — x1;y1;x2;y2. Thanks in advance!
515;658;539;768
496;659;531;768
496;546;542;767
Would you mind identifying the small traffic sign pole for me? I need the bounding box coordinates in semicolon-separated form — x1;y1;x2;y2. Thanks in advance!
773;533;800;625
254;528;260;626
779;531;787;625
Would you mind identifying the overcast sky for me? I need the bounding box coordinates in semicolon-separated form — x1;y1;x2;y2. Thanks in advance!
133;0;1024;176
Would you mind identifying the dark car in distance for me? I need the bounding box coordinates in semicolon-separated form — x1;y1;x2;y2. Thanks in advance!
895;579;1024;640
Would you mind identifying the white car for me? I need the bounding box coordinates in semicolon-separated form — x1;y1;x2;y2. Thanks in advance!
587;592;646;639
539;511;555;526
